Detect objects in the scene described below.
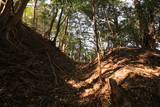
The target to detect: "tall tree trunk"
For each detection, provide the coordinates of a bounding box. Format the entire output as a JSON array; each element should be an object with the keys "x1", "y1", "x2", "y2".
[
  {"x1": 92, "y1": 1, "x2": 100, "y2": 52},
  {"x1": 45, "y1": 7, "x2": 58, "y2": 39},
  {"x1": 134, "y1": 0, "x2": 146, "y2": 47},
  {"x1": 52, "y1": 7, "x2": 64, "y2": 46},
  {"x1": 78, "y1": 38, "x2": 82, "y2": 62},
  {"x1": 59, "y1": 16, "x2": 69, "y2": 52},
  {"x1": 113, "y1": 7, "x2": 119, "y2": 47},
  {"x1": 105, "y1": 8, "x2": 115, "y2": 48},
  {"x1": 33, "y1": 0, "x2": 38, "y2": 27},
  {"x1": 91, "y1": 0, "x2": 102, "y2": 81},
  {"x1": 105, "y1": 9, "x2": 114, "y2": 35},
  {"x1": 158, "y1": 19, "x2": 160, "y2": 36},
  {"x1": 105, "y1": 6, "x2": 120, "y2": 47},
  {"x1": 134, "y1": 0, "x2": 156, "y2": 49},
  {"x1": 147, "y1": 0, "x2": 156, "y2": 49},
  {"x1": 127, "y1": 12, "x2": 140, "y2": 47}
]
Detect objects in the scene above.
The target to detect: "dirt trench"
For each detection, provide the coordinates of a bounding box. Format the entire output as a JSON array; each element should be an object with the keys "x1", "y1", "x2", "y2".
[{"x1": 0, "y1": 23, "x2": 160, "y2": 107}]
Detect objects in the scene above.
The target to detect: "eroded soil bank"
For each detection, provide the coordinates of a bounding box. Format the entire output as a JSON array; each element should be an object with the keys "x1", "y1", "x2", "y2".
[{"x1": 0, "y1": 23, "x2": 160, "y2": 107}]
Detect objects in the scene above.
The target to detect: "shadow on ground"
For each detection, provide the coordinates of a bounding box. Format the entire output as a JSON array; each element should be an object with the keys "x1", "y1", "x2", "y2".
[{"x1": 0, "y1": 23, "x2": 160, "y2": 107}]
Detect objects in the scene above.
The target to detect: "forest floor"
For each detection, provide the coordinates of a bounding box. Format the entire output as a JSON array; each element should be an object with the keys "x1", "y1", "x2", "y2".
[
  {"x1": 71, "y1": 47, "x2": 160, "y2": 107},
  {"x1": 0, "y1": 23, "x2": 160, "y2": 107}
]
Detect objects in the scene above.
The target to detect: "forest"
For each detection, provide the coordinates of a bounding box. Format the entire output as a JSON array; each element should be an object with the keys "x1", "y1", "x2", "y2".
[{"x1": 0, "y1": 0, "x2": 160, "y2": 106}]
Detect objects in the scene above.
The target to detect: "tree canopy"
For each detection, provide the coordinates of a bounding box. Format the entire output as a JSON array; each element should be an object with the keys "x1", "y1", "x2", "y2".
[{"x1": 1, "y1": 0, "x2": 160, "y2": 62}]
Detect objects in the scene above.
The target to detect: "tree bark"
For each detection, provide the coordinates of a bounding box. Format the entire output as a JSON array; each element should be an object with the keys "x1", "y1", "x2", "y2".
[
  {"x1": 91, "y1": 0, "x2": 102, "y2": 81},
  {"x1": 105, "y1": 9, "x2": 114, "y2": 35},
  {"x1": 0, "y1": 0, "x2": 11, "y2": 29},
  {"x1": 134, "y1": 0, "x2": 156, "y2": 49},
  {"x1": 52, "y1": 7, "x2": 64, "y2": 46},
  {"x1": 33, "y1": 0, "x2": 38, "y2": 27},
  {"x1": 92, "y1": 0, "x2": 100, "y2": 52},
  {"x1": 45, "y1": 7, "x2": 58, "y2": 39},
  {"x1": 59, "y1": 16, "x2": 69, "y2": 52},
  {"x1": 0, "y1": 0, "x2": 29, "y2": 32}
]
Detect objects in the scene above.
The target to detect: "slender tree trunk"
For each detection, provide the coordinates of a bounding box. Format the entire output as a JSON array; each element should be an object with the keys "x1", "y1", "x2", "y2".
[
  {"x1": 113, "y1": 7, "x2": 119, "y2": 47},
  {"x1": 45, "y1": 7, "x2": 58, "y2": 39},
  {"x1": 59, "y1": 16, "x2": 69, "y2": 52},
  {"x1": 92, "y1": 1, "x2": 100, "y2": 52},
  {"x1": 105, "y1": 6, "x2": 119, "y2": 47},
  {"x1": 91, "y1": 0, "x2": 102, "y2": 81},
  {"x1": 33, "y1": 0, "x2": 38, "y2": 27},
  {"x1": 105, "y1": 9, "x2": 114, "y2": 35},
  {"x1": 158, "y1": 19, "x2": 160, "y2": 36},
  {"x1": 52, "y1": 7, "x2": 64, "y2": 46},
  {"x1": 43, "y1": 4, "x2": 46, "y2": 35},
  {"x1": 131, "y1": 30, "x2": 140, "y2": 47},
  {"x1": 78, "y1": 38, "x2": 82, "y2": 62},
  {"x1": 105, "y1": 8, "x2": 114, "y2": 48},
  {"x1": 126, "y1": 11, "x2": 140, "y2": 47}
]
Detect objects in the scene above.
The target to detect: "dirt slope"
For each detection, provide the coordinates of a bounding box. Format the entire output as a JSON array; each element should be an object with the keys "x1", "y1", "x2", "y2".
[
  {"x1": 0, "y1": 23, "x2": 160, "y2": 107},
  {"x1": 67, "y1": 47, "x2": 160, "y2": 107},
  {"x1": 0, "y1": 23, "x2": 78, "y2": 106}
]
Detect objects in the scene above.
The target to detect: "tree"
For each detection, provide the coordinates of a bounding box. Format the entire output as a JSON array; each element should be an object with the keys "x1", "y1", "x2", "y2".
[
  {"x1": 33, "y1": 0, "x2": 38, "y2": 27},
  {"x1": 0, "y1": 0, "x2": 29, "y2": 32},
  {"x1": 52, "y1": 6, "x2": 64, "y2": 46},
  {"x1": 59, "y1": 16, "x2": 69, "y2": 52},
  {"x1": 134, "y1": 0, "x2": 158, "y2": 49},
  {"x1": 91, "y1": 0, "x2": 101, "y2": 53},
  {"x1": 45, "y1": 5, "x2": 58, "y2": 39}
]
